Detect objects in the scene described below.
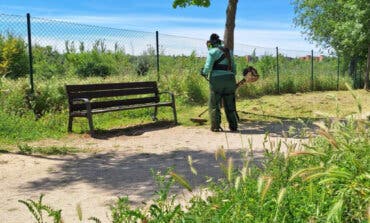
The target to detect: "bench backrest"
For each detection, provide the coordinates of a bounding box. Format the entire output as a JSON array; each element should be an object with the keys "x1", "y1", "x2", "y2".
[{"x1": 66, "y1": 81, "x2": 159, "y2": 111}]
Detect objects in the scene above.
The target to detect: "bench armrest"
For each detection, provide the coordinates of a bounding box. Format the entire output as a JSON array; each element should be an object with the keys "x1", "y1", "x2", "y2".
[
  {"x1": 72, "y1": 98, "x2": 91, "y2": 104},
  {"x1": 71, "y1": 98, "x2": 93, "y2": 113},
  {"x1": 158, "y1": 91, "x2": 175, "y2": 103}
]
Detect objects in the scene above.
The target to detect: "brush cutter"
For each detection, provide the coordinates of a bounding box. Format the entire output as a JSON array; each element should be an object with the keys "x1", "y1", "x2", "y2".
[{"x1": 190, "y1": 66, "x2": 259, "y2": 124}]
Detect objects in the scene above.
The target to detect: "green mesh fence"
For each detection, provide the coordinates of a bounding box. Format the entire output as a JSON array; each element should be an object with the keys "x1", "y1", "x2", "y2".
[{"x1": 0, "y1": 13, "x2": 346, "y2": 93}]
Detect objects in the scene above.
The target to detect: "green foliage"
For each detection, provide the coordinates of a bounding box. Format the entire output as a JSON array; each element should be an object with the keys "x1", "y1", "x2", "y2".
[
  {"x1": 16, "y1": 93, "x2": 370, "y2": 222},
  {"x1": 89, "y1": 169, "x2": 184, "y2": 223},
  {"x1": 131, "y1": 55, "x2": 151, "y2": 76},
  {"x1": 18, "y1": 194, "x2": 63, "y2": 223},
  {"x1": 130, "y1": 46, "x2": 156, "y2": 76},
  {"x1": 180, "y1": 70, "x2": 208, "y2": 104},
  {"x1": 179, "y1": 116, "x2": 368, "y2": 222},
  {"x1": 108, "y1": 197, "x2": 144, "y2": 223},
  {"x1": 292, "y1": 0, "x2": 369, "y2": 60},
  {"x1": 66, "y1": 51, "x2": 117, "y2": 77},
  {"x1": 172, "y1": 0, "x2": 210, "y2": 8},
  {"x1": 0, "y1": 34, "x2": 28, "y2": 79},
  {"x1": 0, "y1": 109, "x2": 65, "y2": 143},
  {"x1": 256, "y1": 55, "x2": 276, "y2": 77},
  {"x1": 33, "y1": 45, "x2": 66, "y2": 79},
  {"x1": 17, "y1": 144, "x2": 79, "y2": 155},
  {"x1": 0, "y1": 77, "x2": 67, "y2": 117}
]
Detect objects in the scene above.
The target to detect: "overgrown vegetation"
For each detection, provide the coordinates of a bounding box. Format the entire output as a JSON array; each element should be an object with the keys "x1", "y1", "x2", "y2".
[
  {"x1": 19, "y1": 110, "x2": 370, "y2": 222},
  {"x1": 0, "y1": 34, "x2": 364, "y2": 146},
  {"x1": 17, "y1": 144, "x2": 80, "y2": 155}
]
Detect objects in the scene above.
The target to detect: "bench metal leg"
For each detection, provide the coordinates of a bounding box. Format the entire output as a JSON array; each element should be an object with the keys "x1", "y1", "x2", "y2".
[
  {"x1": 68, "y1": 116, "x2": 73, "y2": 132},
  {"x1": 86, "y1": 113, "x2": 94, "y2": 135},
  {"x1": 172, "y1": 103, "x2": 177, "y2": 124},
  {"x1": 152, "y1": 106, "x2": 158, "y2": 121}
]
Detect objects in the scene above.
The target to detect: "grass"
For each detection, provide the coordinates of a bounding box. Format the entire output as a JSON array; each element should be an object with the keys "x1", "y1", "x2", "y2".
[
  {"x1": 237, "y1": 89, "x2": 370, "y2": 121},
  {"x1": 0, "y1": 89, "x2": 368, "y2": 149},
  {"x1": 17, "y1": 144, "x2": 82, "y2": 155}
]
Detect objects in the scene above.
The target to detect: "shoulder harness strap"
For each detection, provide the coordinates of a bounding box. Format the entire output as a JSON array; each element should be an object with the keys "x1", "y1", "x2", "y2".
[{"x1": 213, "y1": 47, "x2": 232, "y2": 71}]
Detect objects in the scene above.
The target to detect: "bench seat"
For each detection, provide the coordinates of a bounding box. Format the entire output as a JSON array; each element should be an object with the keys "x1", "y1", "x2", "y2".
[{"x1": 66, "y1": 81, "x2": 177, "y2": 134}]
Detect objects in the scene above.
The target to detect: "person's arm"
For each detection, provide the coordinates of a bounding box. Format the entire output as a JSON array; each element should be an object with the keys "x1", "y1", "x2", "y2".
[{"x1": 202, "y1": 50, "x2": 217, "y2": 76}]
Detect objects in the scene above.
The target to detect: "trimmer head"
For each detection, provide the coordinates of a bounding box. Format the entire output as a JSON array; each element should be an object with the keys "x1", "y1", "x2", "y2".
[{"x1": 190, "y1": 117, "x2": 208, "y2": 125}]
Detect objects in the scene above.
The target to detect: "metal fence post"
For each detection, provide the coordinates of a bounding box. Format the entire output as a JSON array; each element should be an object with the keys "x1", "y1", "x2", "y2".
[
  {"x1": 276, "y1": 47, "x2": 280, "y2": 94},
  {"x1": 311, "y1": 50, "x2": 314, "y2": 91},
  {"x1": 26, "y1": 13, "x2": 34, "y2": 93},
  {"x1": 156, "y1": 31, "x2": 159, "y2": 82},
  {"x1": 354, "y1": 61, "x2": 357, "y2": 89},
  {"x1": 352, "y1": 58, "x2": 357, "y2": 89},
  {"x1": 337, "y1": 55, "x2": 340, "y2": 90}
]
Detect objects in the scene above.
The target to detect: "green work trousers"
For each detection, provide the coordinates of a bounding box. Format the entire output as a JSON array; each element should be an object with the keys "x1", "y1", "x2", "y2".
[{"x1": 209, "y1": 75, "x2": 238, "y2": 131}]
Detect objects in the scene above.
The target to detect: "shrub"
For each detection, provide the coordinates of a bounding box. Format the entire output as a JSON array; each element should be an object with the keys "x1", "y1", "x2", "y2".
[
  {"x1": 0, "y1": 34, "x2": 28, "y2": 79},
  {"x1": 0, "y1": 77, "x2": 66, "y2": 117},
  {"x1": 134, "y1": 55, "x2": 151, "y2": 75},
  {"x1": 33, "y1": 45, "x2": 66, "y2": 79},
  {"x1": 180, "y1": 71, "x2": 208, "y2": 104},
  {"x1": 66, "y1": 51, "x2": 116, "y2": 77}
]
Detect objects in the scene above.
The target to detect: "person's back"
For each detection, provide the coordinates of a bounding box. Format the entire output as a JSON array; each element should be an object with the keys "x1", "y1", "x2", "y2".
[
  {"x1": 201, "y1": 33, "x2": 238, "y2": 132},
  {"x1": 204, "y1": 46, "x2": 236, "y2": 78}
]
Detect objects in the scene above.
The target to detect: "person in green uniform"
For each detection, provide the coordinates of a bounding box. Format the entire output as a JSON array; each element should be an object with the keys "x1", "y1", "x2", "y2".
[{"x1": 201, "y1": 33, "x2": 238, "y2": 132}]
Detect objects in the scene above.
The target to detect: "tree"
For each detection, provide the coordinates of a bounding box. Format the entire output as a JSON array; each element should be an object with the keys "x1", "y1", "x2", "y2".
[
  {"x1": 172, "y1": 0, "x2": 238, "y2": 51},
  {"x1": 292, "y1": 0, "x2": 370, "y2": 89}
]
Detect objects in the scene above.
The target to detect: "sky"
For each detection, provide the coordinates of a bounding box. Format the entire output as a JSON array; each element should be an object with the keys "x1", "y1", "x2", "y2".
[{"x1": 0, "y1": 0, "x2": 324, "y2": 55}]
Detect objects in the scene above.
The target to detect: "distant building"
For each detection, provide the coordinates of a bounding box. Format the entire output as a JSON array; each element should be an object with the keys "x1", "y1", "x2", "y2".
[
  {"x1": 245, "y1": 55, "x2": 259, "y2": 63},
  {"x1": 299, "y1": 55, "x2": 325, "y2": 62}
]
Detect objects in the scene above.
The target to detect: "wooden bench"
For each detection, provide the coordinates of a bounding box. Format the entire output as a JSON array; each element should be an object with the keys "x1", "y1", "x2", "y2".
[{"x1": 66, "y1": 81, "x2": 177, "y2": 134}]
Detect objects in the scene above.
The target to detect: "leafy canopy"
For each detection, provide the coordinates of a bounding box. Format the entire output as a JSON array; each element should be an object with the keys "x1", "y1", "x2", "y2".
[
  {"x1": 292, "y1": 0, "x2": 370, "y2": 58},
  {"x1": 172, "y1": 0, "x2": 210, "y2": 8}
]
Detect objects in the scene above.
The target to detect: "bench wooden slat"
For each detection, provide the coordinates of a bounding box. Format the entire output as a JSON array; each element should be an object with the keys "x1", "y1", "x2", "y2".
[
  {"x1": 71, "y1": 102, "x2": 173, "y2": 116},
  {"x1": 66, "y1": 81, "x2": 157, "y2": 92},
  {"x1": 68, "y1": 87, "x2": 158, "y2": 99},
  {"x1": 66, "y1": 81, "x2": 177, "y2": 135},
  {"x1": 71, "y1": 96, "x2": 159, "y2": 111}
]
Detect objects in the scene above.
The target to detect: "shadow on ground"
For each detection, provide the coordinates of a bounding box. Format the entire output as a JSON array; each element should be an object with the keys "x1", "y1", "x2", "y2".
[
  {"x1": 93, "y1": 117, "x2": 317, "y2": 140},
  {"x1": 22, "y1": 149, "x2": 264, "y2": 204},
  {"x1": 92, "y1": 120, "x2": 176, "y2": 139},
  {"x1": 238, "y1": 120, "x2": 318, "y2": 137}
]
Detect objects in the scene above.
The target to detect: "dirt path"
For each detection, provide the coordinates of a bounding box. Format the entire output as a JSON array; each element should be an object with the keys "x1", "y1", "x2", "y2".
[{"x1": 0, "y1": 121, "x2": 311, "y2": 223}]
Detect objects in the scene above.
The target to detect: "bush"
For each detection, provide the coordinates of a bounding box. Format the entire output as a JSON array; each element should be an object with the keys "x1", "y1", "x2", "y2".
[
  {"x1": 133, "y1": 55, "x2": 151, "y2": 75},
  {"x1": 66, "y1": 51, "x2": 116, "y2": 77},
  {"x1": 0, "y1": 34, "x2": 28, "y2": 79},
  {"x1": 0, "y1": 78, "x2": 66, "y2": 118},
  {"x1": 33, "y1": 45, "x2": 66, "y2": 79},
  {"x1": 180, "y1": 71, "x2": 208, "y2": 104}
]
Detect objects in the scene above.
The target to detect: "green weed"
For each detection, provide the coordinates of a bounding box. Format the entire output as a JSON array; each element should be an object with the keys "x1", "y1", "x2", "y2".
[
  {"x1": 17, "y1": 144, "x2": 80, "y2": 155},
  {"x1": 18, "y1": 194, "x2": 63, "y2": 223}
]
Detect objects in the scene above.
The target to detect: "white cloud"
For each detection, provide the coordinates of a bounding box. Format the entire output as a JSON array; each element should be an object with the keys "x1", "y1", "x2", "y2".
[
  {"x1": 52, "y1": 15, "x2": 293, "y2": 30},
  {"x1": 51, "y1": 15, "x2": 225, "y2": 28},
  {"x1": 0, "y1": 12, "x2": 328, "y2": 57},
  {"x1": 48, "y1": 14, "x2": 324, "y2": 55}
]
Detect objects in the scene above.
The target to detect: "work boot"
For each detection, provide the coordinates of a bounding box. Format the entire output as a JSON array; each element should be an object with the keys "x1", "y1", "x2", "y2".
[
  {"x1": 229, "y1": 126, "x2": 238, "y2": 132},
  {"x1": 211, "y1": 127, "x2": 223, "y2": 132}
]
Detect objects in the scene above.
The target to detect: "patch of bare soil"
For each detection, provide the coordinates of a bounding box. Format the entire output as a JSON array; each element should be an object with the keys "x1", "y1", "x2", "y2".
[{"x1": 0, "y1": 121, "x2": 313, "y2": 222}]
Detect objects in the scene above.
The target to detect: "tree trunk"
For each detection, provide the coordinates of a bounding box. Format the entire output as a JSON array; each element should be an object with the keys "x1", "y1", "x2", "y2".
[
  {"x1": 364, "y1": 43, "x2": 370, "y2": 90},
  {"x1": 223, "y1": 0, "x2": 238, "y2": 50}
]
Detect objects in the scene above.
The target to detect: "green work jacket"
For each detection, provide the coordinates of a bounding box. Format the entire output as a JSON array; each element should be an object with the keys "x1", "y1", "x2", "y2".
[{"x1": 202, "y1": 46, "x2": 236, "y2": 78}]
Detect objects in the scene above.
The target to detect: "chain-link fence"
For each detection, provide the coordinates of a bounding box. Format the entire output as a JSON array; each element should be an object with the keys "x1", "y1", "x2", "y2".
[{"x1": 0, "y1": 13, "x2": 351, "y2": 95}]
